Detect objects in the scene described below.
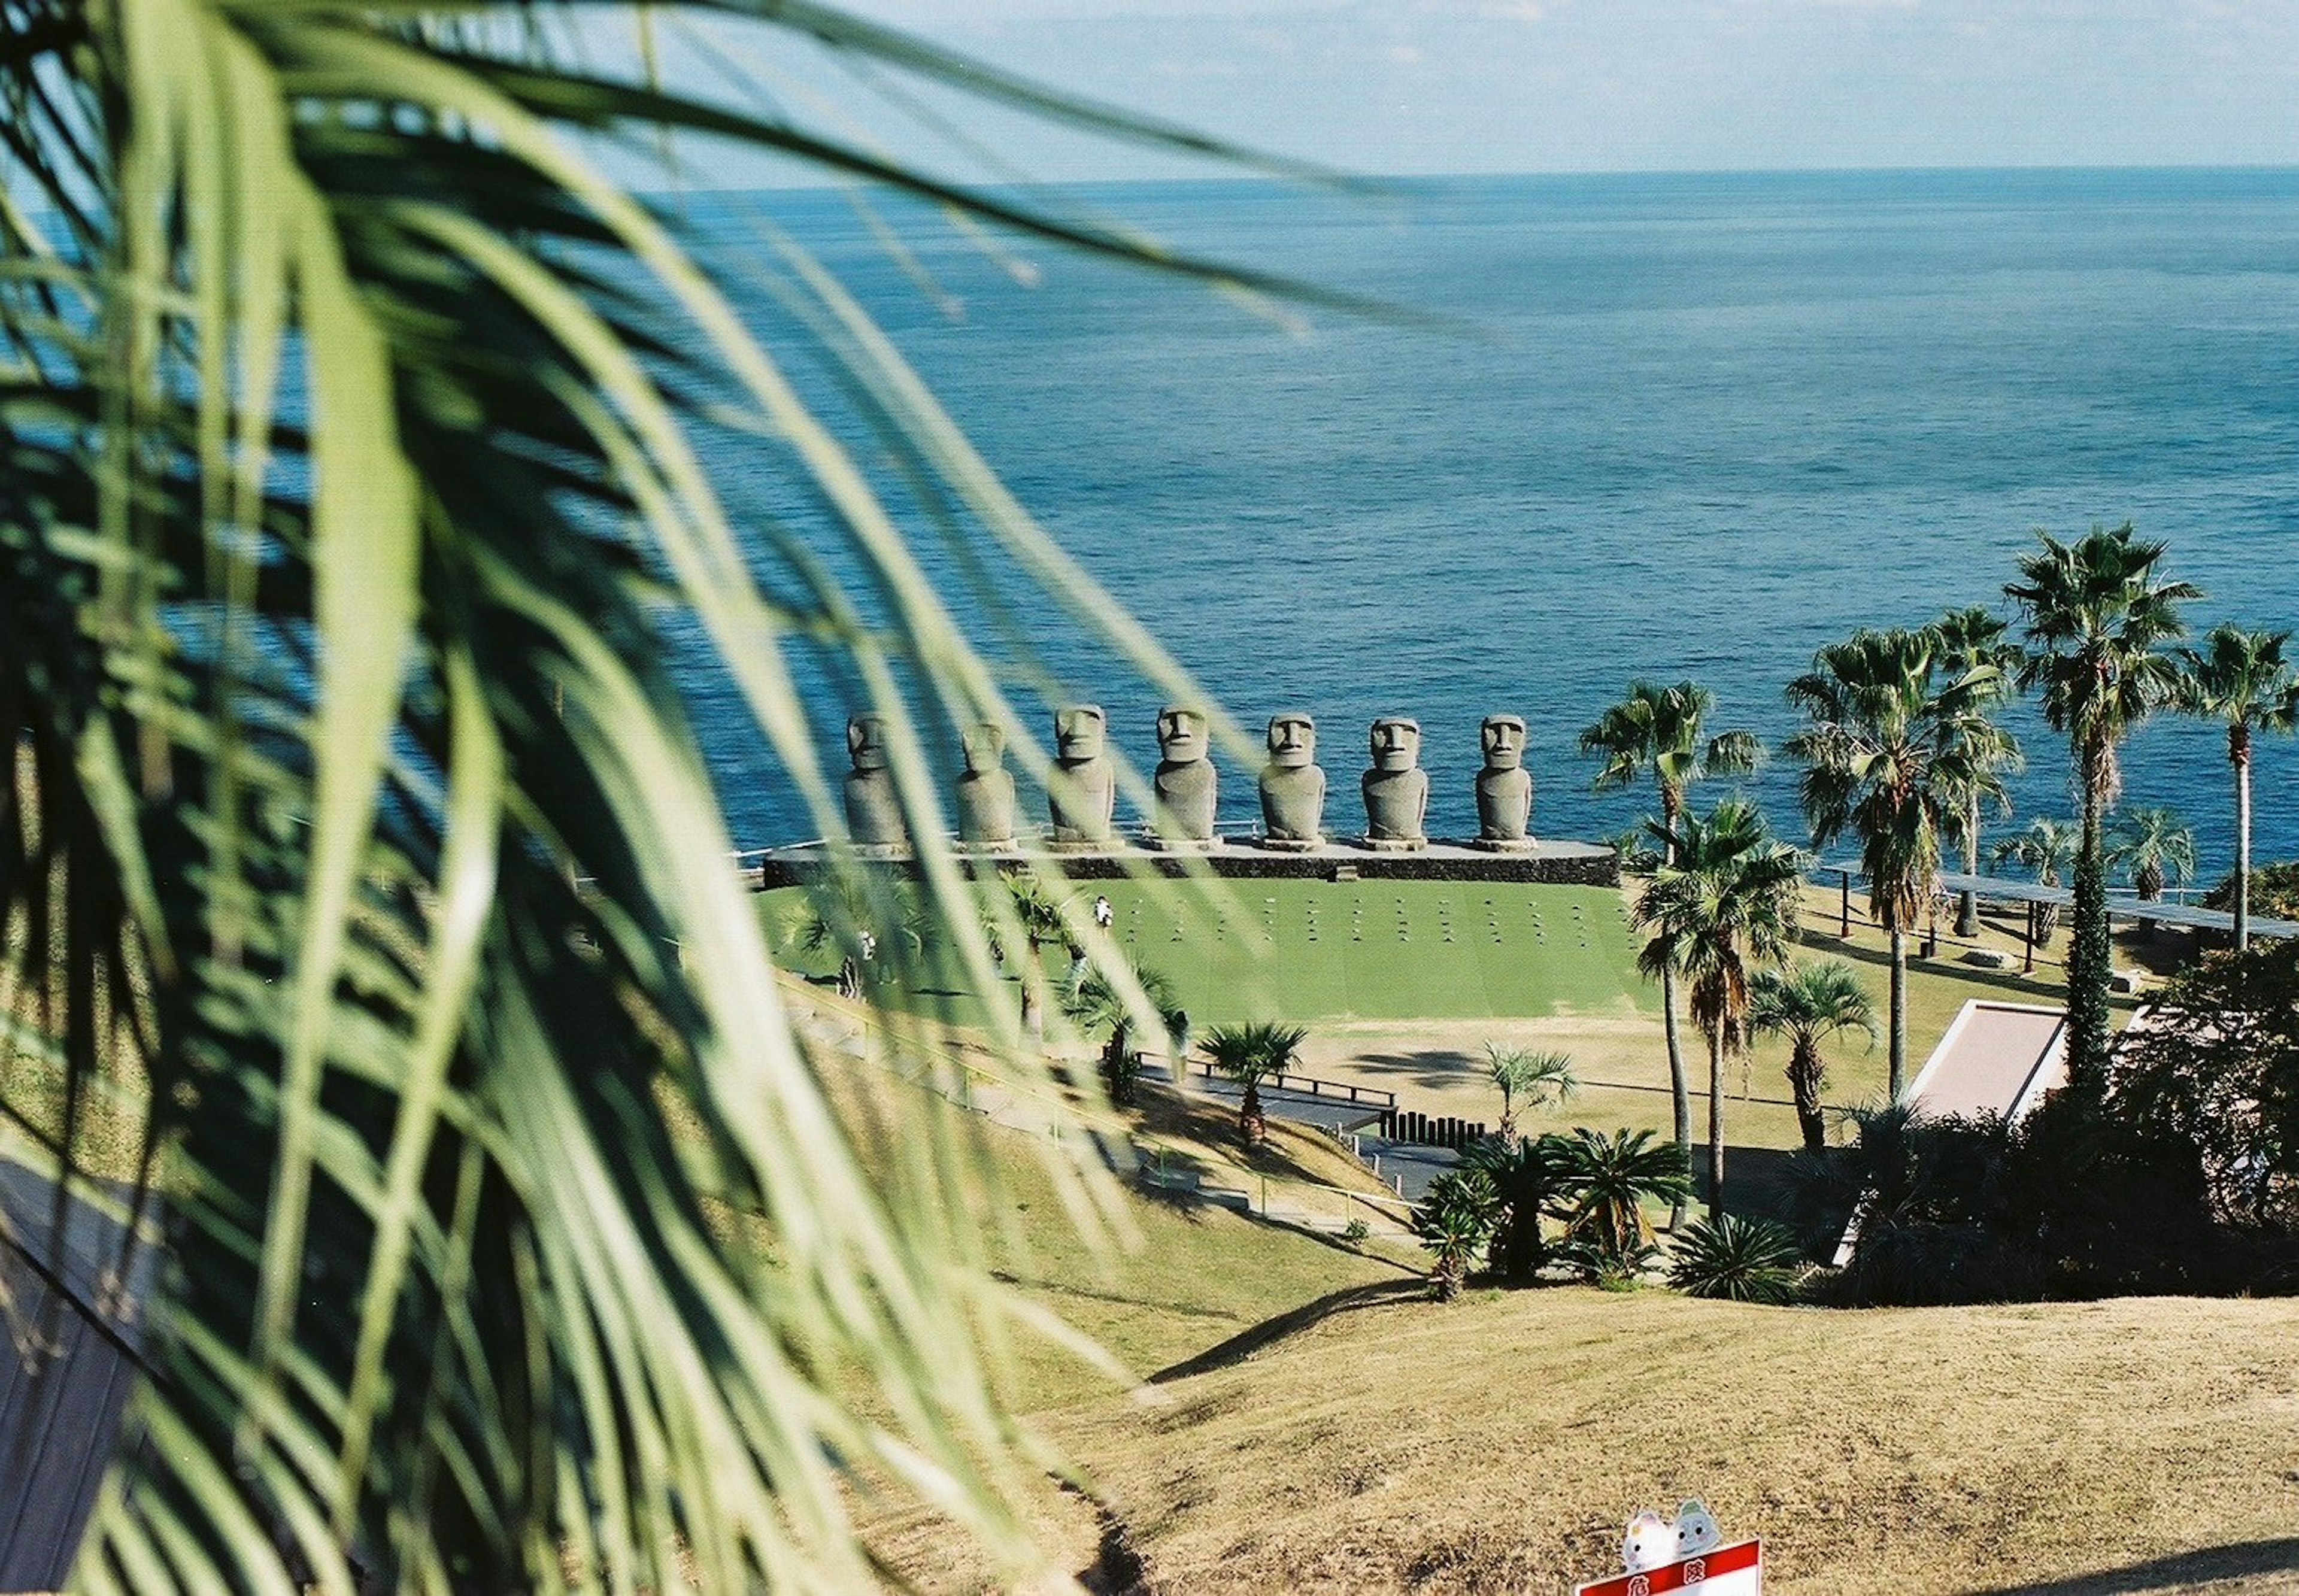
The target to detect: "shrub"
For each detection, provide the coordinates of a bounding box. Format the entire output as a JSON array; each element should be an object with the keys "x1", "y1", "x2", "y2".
[
  {"x1": 1666, "y1": 1215, "x2": 1804, "y2": 1304},
  {"x1": 1410, "y1": 1169, "x2": 1499, "y2": 1301}
]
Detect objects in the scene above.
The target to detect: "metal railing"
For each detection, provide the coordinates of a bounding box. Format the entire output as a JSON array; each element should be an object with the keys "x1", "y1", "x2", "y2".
[{"x1": 1192, "y1": 1063, "x2": 1396, "y2": 1109}]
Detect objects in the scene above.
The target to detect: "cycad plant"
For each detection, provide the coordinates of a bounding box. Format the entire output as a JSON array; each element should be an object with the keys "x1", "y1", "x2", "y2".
[
  {"x1": 1203, "y1": 1021, "x2": 1310, "y2": 1147},
  {"x1": 1749, "y1": 960, "x2": 1876, "y2": 1152},
  {"x1": 1484, "y1": 1043, "x2": 1578, "y2": 1146},
  {"x1": 1553, "y1": 1127, "x2": 1693, "y2": 1278},
  {"x1": 1633, "y1": 799, "x2": 1804, "y2": 1216},
  {"x1": 2177, "y1": 624, "x2": 2299, "y2": 949},
  {"x1": 1579, "y1": 681, "x2": 1761, "y2": 1226},
  {"x1": 1461, "y1": 1131, "x2": 1574, "y2": 1281},
  {"x1": 0, "y1": 4, "x2": 1329, "y2": 1588},
  {"x1": 2007, "y1": 526, "x2": 2201, "y2": 1085},
  {"x1": 1411, "y1": 1167, "x2": 1501, "y2": 1301},
  {"x1": 1666, "y1": 1213, "x2": 1804, "y2": 1305}
]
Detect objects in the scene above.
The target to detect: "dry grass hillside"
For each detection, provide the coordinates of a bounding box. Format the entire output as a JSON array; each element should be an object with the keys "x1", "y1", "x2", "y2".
[{"x1": 1050, "y1": 1286, "x2": 2299, "y2": 1594}]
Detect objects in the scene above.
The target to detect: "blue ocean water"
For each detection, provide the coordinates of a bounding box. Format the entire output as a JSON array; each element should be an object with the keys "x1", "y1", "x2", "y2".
[{"x1": 691, "y1": 168, "x2": 2299, "y2": 881}]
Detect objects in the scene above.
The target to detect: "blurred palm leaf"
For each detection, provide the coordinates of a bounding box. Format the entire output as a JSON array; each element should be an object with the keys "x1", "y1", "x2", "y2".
[{"x1": 0, "y1": 2, "x2": 1323, "y2": 1589}]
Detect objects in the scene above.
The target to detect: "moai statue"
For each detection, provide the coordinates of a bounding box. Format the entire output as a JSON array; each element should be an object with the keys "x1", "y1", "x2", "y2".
[
  {"x1": 1149, "y1": 705, "x2": 1220, "y2": 849},
  {"x1": 1473, "y1": 714, "x2": 1535, "y2": 851},
  {"x1": 842, "y1": 714, "x2": 908, "y2": 857},
  {"x1": 1258, "y1": 712, "x2": 1326, "y2": 850},
  {"x1": 1047, "y1": 703, "x2": 1116, "y2": 850},
  {"x1": 1361, "y1": 717, "x2": 1428, "y2": 850},
  {"x1": 954, "y1": 722, "x2": 1018, "y2": 852}
]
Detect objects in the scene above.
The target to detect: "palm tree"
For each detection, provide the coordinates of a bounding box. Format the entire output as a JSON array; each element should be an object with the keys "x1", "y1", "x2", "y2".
[
  {"x1": 1060, "y1": 965, "x2": 1187, "y2": 1107},
  {"x1": 1553, "y1": 1127, "x2": 1695, "y2": 1269},
  {"x1": 2, "y1": 5, "x2": 1314, "y2": 1585},
  {"x1": 1929, "y1": 606, "x2": 2027, "y2": 936},
  {"x1": 1411, "y1": 1168, "x2": 1500, "y2": 1301},
  {"x1": 1461, "y1": 1133, "x2": 1575, "y2": 1282},
  {"x1": 1992, "y1": 815, "x2": 2080, "y2": 955},
  {"x1": 1784, "y1": 627, "x2": 2007, "y2": 1097},
  {"x1": 1579, "y1": 681, "x2": 1763, "y2": 1225},
  {"x1": 1631, "y1": 799, "x2": 1805, "y2": 1217},
  {"x1": 1002, "y1": 875, "x2": 1079, "y2": 1040},
  {"x1": 1203, "y1": 1021, "x2": 1311, "y2": 1147},
  {"x1": 2007, "y1": 526, "x2": 2201, "y2": 1084},
  {"x1": 2177, "y1": 624, "x2": 2299, "y2": 950},
  {"x1": 1749, "y1": 960, "x2": 1877, "y2": 1151},
  {"x1": 1484, "y1": 1044, "x2": 1578, "y2": 1146},
  {"x1": 2109, "y1": 806, "x2": 2197, "y2": 903}
]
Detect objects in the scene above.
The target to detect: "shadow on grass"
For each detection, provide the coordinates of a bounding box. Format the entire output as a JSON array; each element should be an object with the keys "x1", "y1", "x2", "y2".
[
  {"x1": 991, "y1": 1269, "x2": 1242, "y2": 1324},
  {"x1": 1971, "y1": 1537, "x2": 2299, "y2": 1593},
  {"x1": 1148, "y1": 1278, "x2": 1429, "y2": 1384}
]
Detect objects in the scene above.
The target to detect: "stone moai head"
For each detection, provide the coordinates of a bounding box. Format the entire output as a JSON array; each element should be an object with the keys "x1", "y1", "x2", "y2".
[
  {"x1": 961, "y1": 722, "x2": 1005, "y2": 774},
  {"x1": 1369, "y1": 718, "x2": 1421, "y2": 772},
  {"x1": 847, "y1": 715, "x2": 889, "y2": 773},
  {"x1": 1481, "y1": 714, "x2": 1526, "y2": 771},
  {"x1": 1267, "y1": 712, "x2": 1317, "y2": 769},
  {"x1": 1055, "y1": 704, "x2": 1107, "y2": 761},
  {"x1": 1157, "y1": 706, "x2": 1209, "y2": 764}
]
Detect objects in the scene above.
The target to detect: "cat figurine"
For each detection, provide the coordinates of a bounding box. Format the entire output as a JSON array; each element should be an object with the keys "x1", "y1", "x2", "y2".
[
  {"x1": 1675, "y1": 1498, "x2": 1722, "y2": 1558},
  {"x1": 1622, "y1": 1509, "x2": 1677, "y2": 1573}
]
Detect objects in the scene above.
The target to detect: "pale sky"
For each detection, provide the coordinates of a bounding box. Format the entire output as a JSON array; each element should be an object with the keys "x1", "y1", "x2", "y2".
[{"x1": 763, "y1": 0, "x2": 2299, "y2": 180}]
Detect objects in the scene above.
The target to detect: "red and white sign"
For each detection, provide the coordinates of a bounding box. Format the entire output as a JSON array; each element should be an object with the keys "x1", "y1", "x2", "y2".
[{"x1": 1573, "y1": 1539, "x2": 1761, "y2": 1596}]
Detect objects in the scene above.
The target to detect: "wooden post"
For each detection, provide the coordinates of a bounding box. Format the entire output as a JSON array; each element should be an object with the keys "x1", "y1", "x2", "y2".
[
  {"x1": 1840, "y1": 869, "x2": 1852, "y2": 938},
  {"x1": 2024, "y1": 899, "x2": 2036, "y2": 973}
]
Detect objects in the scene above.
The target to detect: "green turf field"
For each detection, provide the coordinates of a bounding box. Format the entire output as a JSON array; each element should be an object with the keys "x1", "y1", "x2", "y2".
[{"x1": 760, "y1": 879, "x2": 1652, "y2": 1025}]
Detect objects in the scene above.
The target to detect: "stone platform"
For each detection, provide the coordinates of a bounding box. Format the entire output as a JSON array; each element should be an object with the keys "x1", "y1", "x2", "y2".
[{"x1": 754, "y1": 835, "x2": 1618, "y2": 890}]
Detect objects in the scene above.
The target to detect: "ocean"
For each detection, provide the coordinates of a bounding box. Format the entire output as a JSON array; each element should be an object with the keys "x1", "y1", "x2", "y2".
[{"x1": 683, "y1": 168, "x2": 2299, "y2": 884}]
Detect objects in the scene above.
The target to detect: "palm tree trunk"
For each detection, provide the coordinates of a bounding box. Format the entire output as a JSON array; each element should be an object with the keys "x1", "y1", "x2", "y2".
[
  {"x1": 1020, "y1": 933, "x2": 1045, "y2": 1040},
  {"x1": 1660, "y1": 784, "x2": 1691, "y2": 1230},
  {"x1": 1957, "y1": 794, "x2": 1981, "y2": 937},
  {"x1": 1707, "y1": 1021, "x2": 1727, "y2": 1221},
  {"x1": 2069, "y1": 753, "x2": 2113, "y2": 1087},
  {"x1": 1790, "y1": 1043, "x2": 1827, "y2": 1152},
  {"x1": 1242, "y1": 1080, "x2": 1266, "y2": 1146},
  {"x1": 1887, "y1": 926, "x2": 1908, "y2": 1101},
  {"x1": 2235, "y1": 728, "x2": 2253, "y2": 953}
]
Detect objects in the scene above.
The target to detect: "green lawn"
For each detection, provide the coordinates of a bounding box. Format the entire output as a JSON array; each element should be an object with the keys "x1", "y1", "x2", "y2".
[{"x1": 760, "y1": 879, "x2": 1650, "y2": 1026}]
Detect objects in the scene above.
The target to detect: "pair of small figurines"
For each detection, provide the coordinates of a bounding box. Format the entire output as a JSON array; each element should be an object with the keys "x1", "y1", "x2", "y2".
[{"x1": 839, "y1": 708, "x2": 1536, "y2": 854}]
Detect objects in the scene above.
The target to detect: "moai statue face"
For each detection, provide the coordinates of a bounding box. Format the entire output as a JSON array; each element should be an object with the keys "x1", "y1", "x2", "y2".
[
  {"x1": 1267, "y1": 712, "x2": 1317, "y2": 769},
  {"x1": 1157, "y1": 706, "x2": 1209, "y2": 764},
  {"x1": 961, "y1": 722, "x2": 1005, "y2": 775},
  {"x1": 847, "y1": 715, "x2": 889, "y2": 773},
  {"x1": 1055, "y1": 704, "x2": 1107, "y2": 761},
  {"x1": 1481, "y1": 715, "x2": 1526, "y2": 771},
  {"x1": 1369, "y1": 718, "x2": 1421, "y2": 773}
]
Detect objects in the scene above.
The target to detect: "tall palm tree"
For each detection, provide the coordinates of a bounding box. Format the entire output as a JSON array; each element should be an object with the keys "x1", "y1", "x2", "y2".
[
  {"x1": 1579, "y1": 681, "x2": 1762, "y2": 1226},
  {"x1": 1060, "y1": 964, "x2": 1187, "y2": 1107},
  {"x1": 1993, "y1": 815, "x2": 2079, "y2": 961},
  {"x1": 1749, "y1": 961, "x2": 1876, "y2": 1151},
  {"x1": 1784, "y1": 627, "x2": 2006, "y2": 1097},
  {"x1": 2109, "y1": 806, "x2": 2197, "y2": 903},
  {"x1": 0, "y1": 5, "x2": 1330, "y2": 1586},
  {"x1": 1929, "y1": 606, "x2": 2028, "y2": 936},
  {"x1": 2177, "y1": 624, "x2": 2299, "y2": 950},
  {"x1": 1631, "y1": 798, "x2": 1805, "y2": 1218},
  {"x1": 2007, "y1": 526, "x2": 2201, "y2": 1085},
  {"x1": 1483, "y1": 1044, "x2": 1578, "y2": 1146},
  {"x1": 1203, "y1": 1021, "x2": 1310, "y2": 1147}
]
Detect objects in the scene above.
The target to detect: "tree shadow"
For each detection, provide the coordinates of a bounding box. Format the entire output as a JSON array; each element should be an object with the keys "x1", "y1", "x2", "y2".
[
  {"x1": 1351, "y1": 1049, "x2": 1479, "y2": 1092},
  {"x1": 1147, "y1": 1278, "x2": 1428, "y2": 1383},
  {"x1": 1970, "y1": 1537, "x2": 2299, "y2": 1593}
]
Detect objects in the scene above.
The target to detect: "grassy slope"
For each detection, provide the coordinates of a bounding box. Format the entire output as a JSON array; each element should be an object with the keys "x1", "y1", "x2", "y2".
[{"x1": 1054, "y1": 1286, "x2": 2299, "y2": 1595}]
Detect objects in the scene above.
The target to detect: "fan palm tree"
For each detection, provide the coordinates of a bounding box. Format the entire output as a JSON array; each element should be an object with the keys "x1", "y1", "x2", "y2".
[
  {"x1": 1783, "y1": 627, "x2": 2007, "y2": 1097},
  {"x1": 1060, "y1": 964, "x2": 1187, "y2": 1108},
  {"x1": 2177, "y1": 624, "x2": 2299, "y2": 949},
  {"x1": 1993, "y1": 814, "x2": 2077, "y2": 936},
  {"x1": 1203, "y1": 1021, "x2": 1310, "y2": 1147},
  {"x1": 0, "y1": 4, "x2": 1343, "y2": 1587},
  {"x1": 1631, "y1": 798, "x2": 1805, "y2": 1217},
  {"x1": 1579, "y1": 681, "x2": 1762, "y2": 1225},
  {"x1": 1001, "y1": 874, "x2": 1079, "y2": 1041},
  {"x1": 2007, "y1": 526, "x2": 2200, "y2": 1084},
  {"x1": 1552, "y1": 1127, "x2": 1694, "y2": 1267},
  {"x1": 1929, "y1": 606, "x2": 2027, "y2": 936},
  {"x1": 1484, "y1": 1044, "x2": 1578, "y2": 1146},
  {"x1": 1749, "y1": 960, "x2": 1876, "y2": 1151},
  {"x1": 2109, "y1": 806, "x2": 2196, "y2": 903}
]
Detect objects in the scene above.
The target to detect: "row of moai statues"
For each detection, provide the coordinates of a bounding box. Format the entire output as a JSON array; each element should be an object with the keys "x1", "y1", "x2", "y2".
[{"x1": 843, "y1": 708, "x2": 1536, "y2": 854}]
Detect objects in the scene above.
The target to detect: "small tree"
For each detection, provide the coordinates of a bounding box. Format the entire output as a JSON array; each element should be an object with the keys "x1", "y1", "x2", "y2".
[
  {"x1": 1992, "y1": 816, "x2": 2078, "y2": 946},
  {"x1": 1461, "y1": 1133, "x2": 1575, "y2": 1282},
  {"x1": 1749, "y1": 960, "x2": 1876, "y2": 1151},
  {"x1": 2109, "y1": 806, "x2": 2196, "y2": 903},
  {"x1": 1554, "y1": 1127, "x2": 1694, "y2": 1269},
  {"x1": 1061, "y1": 966, "x2": 1187, "y2": 1108},
  {"x1": 1484, "y1": 1045, "x2": 1578, "y2": 1147},
  {"x1": 1411, "y1": 1169, "x2": 1500, "y2": 1300},
  {"x1": 999, "y1": 875, "x2": 1078, "y2": 1040},
  {"x1": 1203, "y1": 1021, "x2": 1309, "y2": 1147},
  {"x1": 1667, "y1": 1215, "x2": 1803, "y2": 1304}
]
